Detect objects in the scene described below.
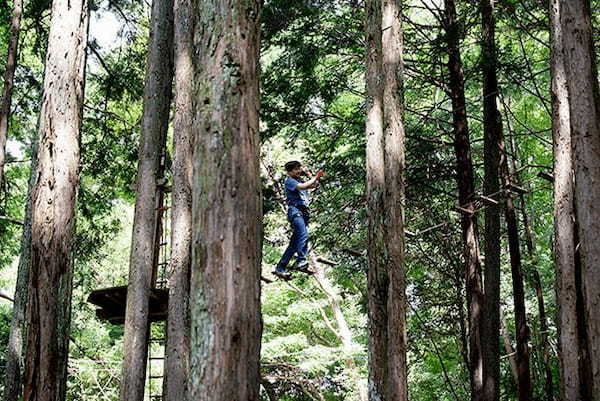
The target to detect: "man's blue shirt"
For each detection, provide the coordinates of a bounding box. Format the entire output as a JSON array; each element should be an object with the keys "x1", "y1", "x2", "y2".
[{"x1": 285, "y1": 177, "x2": 309, "y2": 207}]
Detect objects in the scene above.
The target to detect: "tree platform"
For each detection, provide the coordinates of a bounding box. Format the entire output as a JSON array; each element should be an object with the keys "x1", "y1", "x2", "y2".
[{"x1": 87, "y1": 286, "x2": 169, "y2": 325}]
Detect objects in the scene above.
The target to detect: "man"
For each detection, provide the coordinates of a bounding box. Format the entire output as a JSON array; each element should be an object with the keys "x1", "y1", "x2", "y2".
[{"x1": 274, "y1": 160, "x2": 324, "y2": 280}]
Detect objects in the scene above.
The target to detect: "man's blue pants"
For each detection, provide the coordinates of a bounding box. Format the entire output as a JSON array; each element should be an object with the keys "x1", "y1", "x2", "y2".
[{"x1": 277, "y1": 206, "x2": 309, "y2": 271}]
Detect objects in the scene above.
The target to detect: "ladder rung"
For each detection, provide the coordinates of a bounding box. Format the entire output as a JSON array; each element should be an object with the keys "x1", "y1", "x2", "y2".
[
  {"x1": 149, "y1": 338, "x2": 165, "y2": 343},
  {"x1": 149, "y1": 375, "x2": 163, "y2": 379},
  {"x1": 149, "y1": 357, "x2": 164, "y2": 360}
]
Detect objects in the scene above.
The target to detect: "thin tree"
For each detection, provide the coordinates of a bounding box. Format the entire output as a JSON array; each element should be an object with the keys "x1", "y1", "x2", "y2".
[
  {"x1": 365, "y1": 0, "x2": 388, "y2": 399},
  {"x1": 558, "y1": 0, "x2": 600, "y2": 398},
  {"x1": 442, "y1": 2, "x2": 485, "y2": 400},
  {"x1": 163, "y1": 0, "x2": 193, "y2": 397},
  {"x1": 381, "y1": 0, "x2": 409, "y2": 400},
  {"x1": 21, "y1": 0, "x2": 89, "y2": 398},
  {"x1": 119, "y1": 0, "x2": 174, "y2": 399},
  {"x1": 0, "y1": 0, "x2": 24, "y2": 188},
  {"x1": 499, "y1": 131, "x2": 532, "y2": 401},
  {"x1": 3, "y1": 137, "x2": 38, "y2": 401},
  {"x1": 480, "y1": 0, "x2": 506, "y2": 400},
  {"x1": 481, "y1": 1, "x2": 533, "y2": 399},
  {"x1": 188, "y1": 0, "x2": 263, "y2": 398}
]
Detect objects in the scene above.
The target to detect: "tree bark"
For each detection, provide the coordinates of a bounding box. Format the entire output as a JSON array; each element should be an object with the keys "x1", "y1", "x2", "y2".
[
  {"x1": 0, "y1": 0, "x2": 23, "y2": 188},
  {"x1": 365, "y1": 0, "x2": 388, "y2": 400},
  {"x1": 443, "y1": 2, "x2": 485, "y2": 400},
  {"x1": 119, "y1": 0, "x2": 173, "y2": 399},
  {"x1": 499, "y1": 144, "x2": 532, "y2": 401},
  {"x1": 163, "y1": 0, "x2": 193, "y2": 398},
  {"x1": 549, "y1": 2, "x2": 581, "y2": 399},
  {"x1": 480, "y1": 1, "x2": 502, "y2": 401},
  {"x1": 188, "y1": 0, "x2": 263, "y2": 399},
  {"x1": 21, "y1": 0, "x2": 89, "y2": 399},
  {"x1": 381, "y1": 1, "x2": 408, "y2": 400},
  {"x1": 558, "y1": 0, "x2": 600, "y2": 398},
  {"x1": 3, "y1": 137, "x2": 38, "y2": 401},
  {"x1": 507, "y1": 131, "x2": 554, "y2": 401}
]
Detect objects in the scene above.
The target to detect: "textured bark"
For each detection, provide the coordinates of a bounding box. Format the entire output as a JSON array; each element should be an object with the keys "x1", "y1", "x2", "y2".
[
  {"x1": 188, "y1": 0, "x2": 263, "y2": 399},
  {"x1": 500, "y1": 146, "x2": 532, "y2": 401},
  {"x1": 3, "y1": 137, "x2": 38, "y2": 401},
  {"x1": 508, "y1": 132, "x2": 554, "y2": 401},
  {"x1": 22, "y1": 0, "x2": 89, "y2": 399},
  {"x1": 549, "y1": 1, "x2": 581, "y2": 399},
  {"x1": 119, "y1": 0, "x2": 173, "y2": 400},
  {"x1": 365, "y1": 0, "x2": 388, "y2": 399},
  {"x1": 480, "y1": 1, "x2": 502, "y2": 400},
  {"x1": 381, "y1": 1, "x2": 408, "y2": 400},
  {"x1": 443, "y1": 2, "x2": 485, "y2": 400},
  {"x1": 163, "y1": 0, "x2": 193, "y2": 398},
  {"x1": 558, "y1": 0, "x2": 600, "y2": 398},
  {"x1": 0, "y1": 0, "x2": 23, "y2": 187}
]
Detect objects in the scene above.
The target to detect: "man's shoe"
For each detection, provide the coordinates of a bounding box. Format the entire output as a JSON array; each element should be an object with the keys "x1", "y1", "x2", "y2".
[
  {"x1": 295, "y1": 260, "x2": 314, "y2": 275},
  {"x1": 273, "y1": 269, "x2": 292, "y2": 281}
]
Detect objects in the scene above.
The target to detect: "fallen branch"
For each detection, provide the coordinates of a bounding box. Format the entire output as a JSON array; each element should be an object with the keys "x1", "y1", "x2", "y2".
[
  {"x1": 0, "y1": 289, "x2": 14, "y2": 302},
  {"x1": 0, "y1": 215, "x2": 23, "y2": 226}
]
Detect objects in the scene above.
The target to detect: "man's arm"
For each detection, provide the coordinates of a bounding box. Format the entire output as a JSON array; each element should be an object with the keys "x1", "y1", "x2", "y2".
[{"x1": 296, "y1": 170, "x2": 323, "y2": 190}]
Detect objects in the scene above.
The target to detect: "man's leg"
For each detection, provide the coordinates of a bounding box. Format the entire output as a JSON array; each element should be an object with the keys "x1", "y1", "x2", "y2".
[
  {"x1": 276, "y1": 231, "x2": 298, "y2": 273},
  {"x1": 292, "y1": 214, "x2": 309, "y2": 267}
]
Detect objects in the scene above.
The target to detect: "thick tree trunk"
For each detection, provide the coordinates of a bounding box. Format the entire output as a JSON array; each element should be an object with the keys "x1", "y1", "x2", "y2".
[
  {"x1": 365, "y1": 0, "x2": 388, "y2": 400},
  {"x1": 163, "y1": 0, "x2": 193, "y2": 398},
  {"x1": 0, "y1": 0, "x2": 23, "y2": 187},
  {"x1": 443, "y1": 2, "x2": 485, "y2": 400},
  {"x1": 480, "y1": 1, "x2": 502, "y2": 400},
  {"x1": 558, "y1": 0, "x2": 600, "y2": 398},
  {"x1": 381, "y1": 1, "x2": 408, "y2": 400},
  {"x1": 119, "y1": 0, "x2": 173, "y2": 399},
  {"x1": 549, "y1": 1, "x2": 581, "y2": 399},
  {"x1": 188, "y1": 0, "x2": 263, "y2": 399},
  {"x1": 21, "y1": 0, "x2": 89, "y2": 399},
  {"x1": 3, "y1": 137, "x2": 38, "y2": 401}
]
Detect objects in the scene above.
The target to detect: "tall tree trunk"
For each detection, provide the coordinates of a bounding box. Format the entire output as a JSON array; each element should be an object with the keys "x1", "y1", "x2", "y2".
[
  {"x1": 3, "y1": 137, "x2": 38, "y2": 401},
  {"x1": 480, "y1": 0, "x2": 502, "y2": 400},
  {"x1": 188, "y1": 0, "x2": 263, "y2": 399},
  {"x1": 507, "y1": 131, "x2": 554, "y2": 401},
  {"x1": 0, "y1": 0, "x2": 23, "y2": 188},
  {"x1": 163, "y1": 0, "x2": 193, "y2": 397},
  {"x1": 381, "y1": 1, "x2": 408, "y2": 400},
  {"x1": 549, "y1": 34, "x2": 594, "y2": 393},
  {"x1": 365, "y1": 0, "x2": 388, "y2": 400},
  {"x1": 21, "y1": 0, "x2": 89, "y2": 398},
  {"x1": 443, "y1": 2, "x2": 485, "y2": 400},
  {"x1": 549, "y1": 1, "x2": 582, "y2": 399},
  {"x1": 558, "y1": 0, "x2": 600, "y2": 398},
  {"x1": 119, "y1": 0, "x2": 173, "y2": 399},
  {"x1": 499, "y1": 143, "x2": 532, "y2": 401}
]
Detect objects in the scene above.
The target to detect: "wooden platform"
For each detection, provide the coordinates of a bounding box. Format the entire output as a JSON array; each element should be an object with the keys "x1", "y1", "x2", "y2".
[{"x1": 88, "y1": 286, "x2": 169, "y2": 325}]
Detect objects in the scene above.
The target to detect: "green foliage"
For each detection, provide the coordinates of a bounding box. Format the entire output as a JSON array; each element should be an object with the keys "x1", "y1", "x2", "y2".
[{"x1": 0, "y1": 0, "x2": 566, "y2": 399}]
